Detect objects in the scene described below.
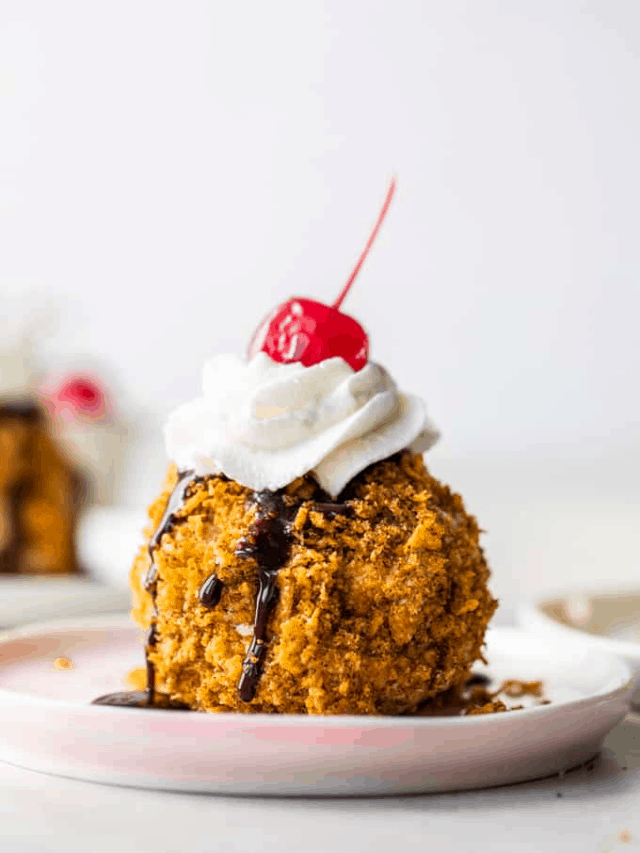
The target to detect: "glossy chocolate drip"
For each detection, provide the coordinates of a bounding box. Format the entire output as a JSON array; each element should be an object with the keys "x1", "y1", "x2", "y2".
[
  {"x1": 0, "y1": 403, "x2": 40, "y2": 573},
  {"x1": 237, "y1": 570, "x2": 280, "y2": 702},
  {"x1": 95, "y1": 469, "x2": 353, "y2": 710},
  {"x1": 145, "y1": 623, "x2": 158, "y2": 699},
  {"x1": 309, "y1": 501, "x2": 351, "y2": 519},
  {"x1": 92, "y1": 611, "x2": 189, "y2": 710},
  {"x1": 143, "y1": 469, "x2": 195, "y2": 704},
  {"x1": 143, "y1": 469, "x2": 196, "y2": 593},
  {"x1": 235, "y1": 490, "x2": 298, "y2": 703},
  {"x1": 199, "y1": 573, "x2": 224, "y2": 608}
]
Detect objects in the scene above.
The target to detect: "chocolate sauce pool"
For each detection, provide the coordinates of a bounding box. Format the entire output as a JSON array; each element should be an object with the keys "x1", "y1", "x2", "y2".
[{"x1": 92, "y1": 691, "x2": 191, "y2": 710}]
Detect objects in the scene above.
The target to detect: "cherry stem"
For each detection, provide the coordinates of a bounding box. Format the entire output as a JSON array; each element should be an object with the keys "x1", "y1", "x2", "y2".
[{"x1": 332, "y1": 177, "x2": 397, "y2": 311}]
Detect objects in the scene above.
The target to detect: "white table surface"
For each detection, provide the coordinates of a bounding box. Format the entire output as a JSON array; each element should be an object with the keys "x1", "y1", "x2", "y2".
[{"x1": 0, "y1": 713, "x2": 638, "y2": 853}]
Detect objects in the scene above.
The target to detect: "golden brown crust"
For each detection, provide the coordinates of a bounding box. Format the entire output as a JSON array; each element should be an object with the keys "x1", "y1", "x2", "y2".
[{"x1": 130, "y1": 452, "x2": 497, "y2": 715}]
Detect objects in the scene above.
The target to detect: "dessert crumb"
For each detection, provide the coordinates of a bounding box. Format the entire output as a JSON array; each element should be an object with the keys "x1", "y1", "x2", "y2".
[
  {"x1": 53, "y1": 657, "x2": 73, "y2": 670},
  {"x1": 500, "y1": 679, "x2": 543, "y2": 698},
  {"x1": 556, "y1": 792, "x2": 563, "y2": 798},
  {"x1": 620, "y1": 829, "x2": 632, "y2": 843},
  {"x1": 466, "y1": 700, "x2": 508, "y2": 715}
]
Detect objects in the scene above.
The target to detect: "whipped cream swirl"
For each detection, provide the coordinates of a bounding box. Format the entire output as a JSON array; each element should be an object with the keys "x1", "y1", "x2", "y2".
[{"x1": 165, "y1": 353, "x2": 438, "y2": 497}]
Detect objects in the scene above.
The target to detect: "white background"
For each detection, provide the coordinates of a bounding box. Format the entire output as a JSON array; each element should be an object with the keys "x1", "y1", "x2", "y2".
[{"x1": 1, "y1": 1, "x2": 639, "y2": 602}]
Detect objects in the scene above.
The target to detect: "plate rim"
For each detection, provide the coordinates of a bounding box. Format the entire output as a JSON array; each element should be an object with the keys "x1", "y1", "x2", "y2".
[{"x1": 0, "y1": 613, "x2": 632, "y2": 727}]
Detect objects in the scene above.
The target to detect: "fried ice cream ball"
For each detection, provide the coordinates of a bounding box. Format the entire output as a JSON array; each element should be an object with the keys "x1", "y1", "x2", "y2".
[{"x1": 130, "y1": 451, "x2": 497, "y2": 715}]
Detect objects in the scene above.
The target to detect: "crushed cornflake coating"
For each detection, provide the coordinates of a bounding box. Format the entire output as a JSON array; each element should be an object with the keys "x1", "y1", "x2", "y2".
[{"x1": 129, "y1": 451, "x2": 497, "y2": 715}]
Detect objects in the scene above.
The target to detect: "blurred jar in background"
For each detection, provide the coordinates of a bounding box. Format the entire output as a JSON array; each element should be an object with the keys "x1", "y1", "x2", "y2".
[
  {"x1": 0, "y1": 318, "x2": 133, "y2": 575},
  {"x1": 39, "y1": 372, "x2": 132, "y2": 507}
]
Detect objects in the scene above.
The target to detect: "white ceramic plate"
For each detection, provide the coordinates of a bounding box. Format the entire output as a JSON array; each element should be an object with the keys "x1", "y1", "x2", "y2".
[
  {"x1": 0, "y1": 615, "x2": 631, "y2": 796},
  {"x1": 518, "y1": 588, "x2": 640, "y2": 705}
]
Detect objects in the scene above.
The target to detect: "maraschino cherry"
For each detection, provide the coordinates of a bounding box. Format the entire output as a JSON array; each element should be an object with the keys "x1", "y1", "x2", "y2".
[
  {"x1": 248, "y1": 178, "x2": 396, "y2": 372},
  {"x1": 44, "y1": 375, "x2": 108, "y2": 422},
  {"x1": 61, "y1": 379, "x2": 102, "y2": 410}
]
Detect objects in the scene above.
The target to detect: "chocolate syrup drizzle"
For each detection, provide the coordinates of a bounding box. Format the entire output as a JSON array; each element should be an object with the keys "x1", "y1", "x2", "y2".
[
  {"x1": 92, "y1": 469, "x2": 197, "y2": 709},
  {"x1": 233, "y1": 491, "x2": 299, "y2": 702},
  {"x1": 92, "y1": 471, "x2": 352, "y2": 709},
  {"x1": 142, "y1": 469, "x2": 201, "y2": 701},
  {"x1": 198, "y1": 573, "x2": 224, "y2": 608},
  {"x1": 233, "y1": 492, "x2": 352, "y2": 702},
  {"x1": 308, "y1": 501, "x2": 351, "y2": 519},
  {"x1": 143, "y1": 469, "x2": 197, "y2": 595}
]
